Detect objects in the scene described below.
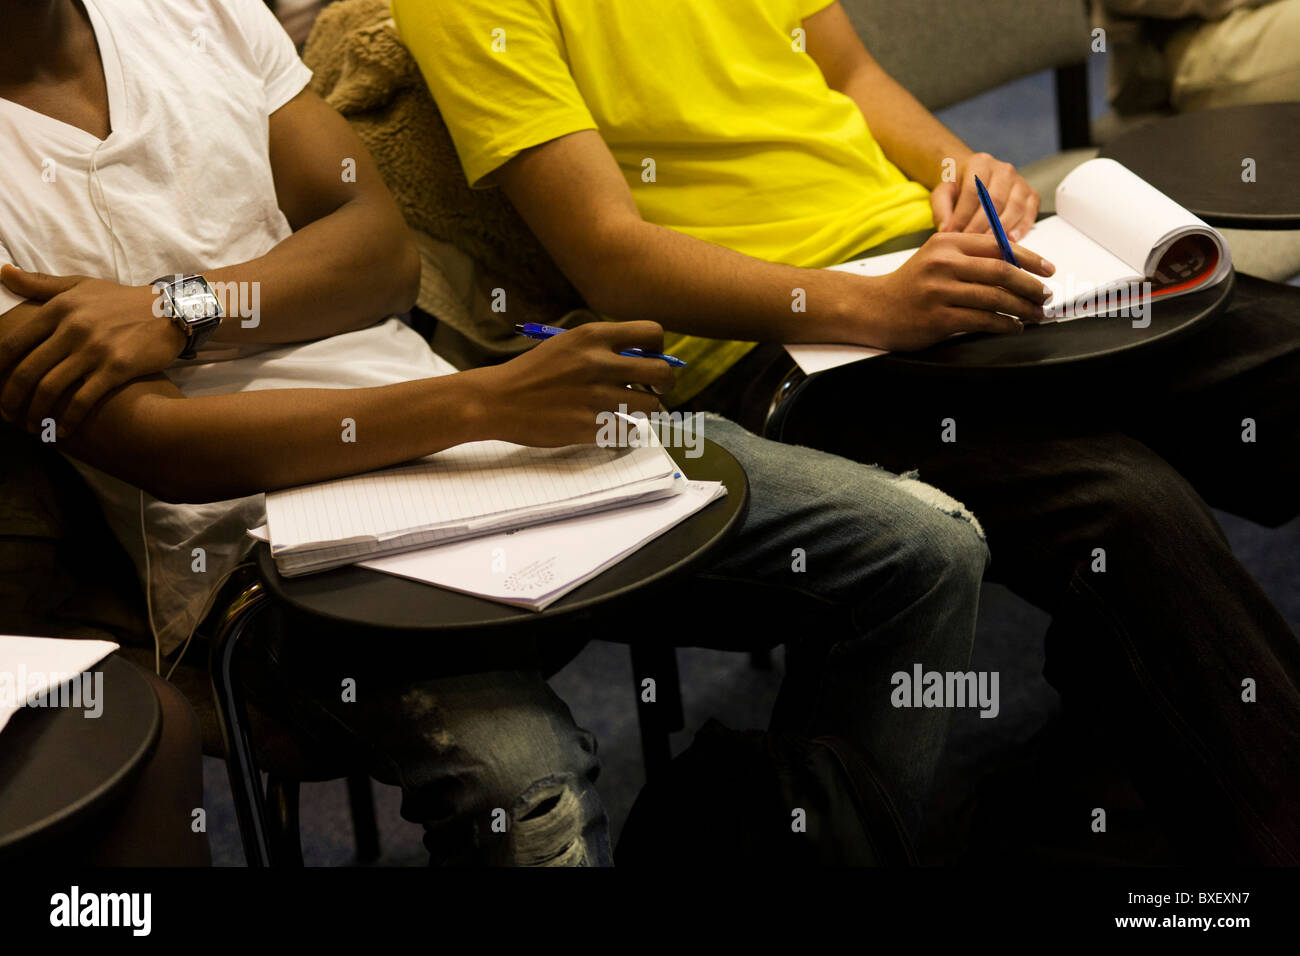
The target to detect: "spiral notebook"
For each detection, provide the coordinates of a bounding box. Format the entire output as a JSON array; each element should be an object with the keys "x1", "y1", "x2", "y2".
[{"x1": 786, "y1": 158, "x2": 1233, "y2": 375}]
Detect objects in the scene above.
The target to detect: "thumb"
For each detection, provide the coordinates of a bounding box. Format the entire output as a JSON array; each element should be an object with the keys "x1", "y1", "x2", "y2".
[
  {"x1": 0, "y1": 266, "x2": 82, "y2": 301},
  {"x1": 930, "y1": 183, "x2": 957, "y2": 232}
]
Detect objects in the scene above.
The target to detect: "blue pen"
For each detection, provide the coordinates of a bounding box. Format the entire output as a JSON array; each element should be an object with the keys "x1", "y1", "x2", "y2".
[
  {"x1": 974, "y1": 175, "x2": 1020, "y2": 268},
  {"x1": 514, "y1": 322, "x2": 687, "y2": 368}
]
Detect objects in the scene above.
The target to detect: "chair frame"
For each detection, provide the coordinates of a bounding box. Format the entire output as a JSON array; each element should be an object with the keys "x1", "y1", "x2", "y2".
[
  {"x1": 205, "y1": 571, "x2": 683, "y2": 862},
  {"x1": 207, "y1": 578, "x2": 379, "y2": 867}
]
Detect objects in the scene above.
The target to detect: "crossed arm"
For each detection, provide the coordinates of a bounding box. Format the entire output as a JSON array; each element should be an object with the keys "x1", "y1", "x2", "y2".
[
  {"x1": 0, "y1": 305, "x2": 671, "y2": 504},
  {"x1": 0, "y1": 89, "x2": 672, "y2": 503},
  {"x1": 0, "y1": 89, "x2": 419, "y2": 434}
]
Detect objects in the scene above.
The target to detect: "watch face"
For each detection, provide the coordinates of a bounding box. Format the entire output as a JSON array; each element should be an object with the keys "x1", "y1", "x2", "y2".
[{"x1": 171, "y1": 278, "x2": 221, "y2": 321}]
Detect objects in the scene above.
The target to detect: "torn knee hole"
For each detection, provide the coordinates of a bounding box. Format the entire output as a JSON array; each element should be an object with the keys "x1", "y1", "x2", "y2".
[
  {"x1": 892, "y1": 473, "x2": 986, "y2": 539},
  {"x1": 510, "y1": 777, "x2": 587, "y2": 866},
  {"x1": 519, "y1": 793, "x2": 561, "y2": 821}
]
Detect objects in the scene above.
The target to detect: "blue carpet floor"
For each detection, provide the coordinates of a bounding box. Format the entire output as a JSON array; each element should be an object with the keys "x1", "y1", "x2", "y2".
[{"x1": 201, "y1": 51, "x2": 1300, "y2": 866}]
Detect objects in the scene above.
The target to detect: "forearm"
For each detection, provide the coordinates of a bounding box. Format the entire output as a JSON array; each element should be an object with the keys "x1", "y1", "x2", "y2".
[
  {"x1": 63, "y1": 369, "x2": 498, "y2": 504},
  {"x1": 196, "y1": 89, "x2": 421, "y2": 347},
  {"x1": 203, "y1": 197, "x2": 420, "y2": 346},
  {"x1": 567, "y1": 219, "x2": 873, "y2": 345},
  {"x1": 494, "y1": 130, "x2": 876, "y2": 347},
  {"x1": 837, "y1": 59, "x2": 972, "y2": 190},
  {"x1": 802, "y1": 5, "x2": 971, "y2": 189}
]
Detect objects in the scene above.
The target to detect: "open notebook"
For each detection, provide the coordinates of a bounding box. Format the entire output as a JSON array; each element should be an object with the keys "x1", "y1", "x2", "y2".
[
  {"x1": 264, "y1": 421, "x2": 684, "y2": 576},
  {"x1": 787, "y1": 158, "x2": 1233, "y2": 374}
]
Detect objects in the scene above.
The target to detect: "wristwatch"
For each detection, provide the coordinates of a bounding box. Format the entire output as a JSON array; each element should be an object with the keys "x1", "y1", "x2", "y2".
[{"x1": 152, "y1": 273, "x2": 223, "y2": 359}]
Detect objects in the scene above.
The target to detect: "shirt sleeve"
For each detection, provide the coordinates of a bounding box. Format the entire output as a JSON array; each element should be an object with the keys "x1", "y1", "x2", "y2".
[
  {"x1": 221, "y1": 0, "x2": 314, "y2": 114},
  {"x1": 0, "y1": 238, "x2": 25, "y2": 315},
  {"x1": 392, "y1": 0, "x2": 597, "y2": 187},
  {"x1": 798, "y1": 0, "x2": 836, "y2": 17}
]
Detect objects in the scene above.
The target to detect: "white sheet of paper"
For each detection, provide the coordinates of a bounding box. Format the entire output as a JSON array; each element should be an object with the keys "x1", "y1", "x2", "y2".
[
  {"x1": 783, "y1": 249, "x2": 913, "y2": 374},
  {"x1": 0, "y1": 635, "x2": 119, "y2": 734}
]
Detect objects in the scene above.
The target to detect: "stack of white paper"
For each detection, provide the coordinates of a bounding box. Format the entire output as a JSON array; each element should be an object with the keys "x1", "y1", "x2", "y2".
[
  {"x1": 263, "y1": 422, "x2": 686, "y2": 576},
  {"x1": 251, "y1": 479, "x2": 727, "y2": 610},
  {"x1": 360, "y1": 479, "x2": 726, "y2": 610}
]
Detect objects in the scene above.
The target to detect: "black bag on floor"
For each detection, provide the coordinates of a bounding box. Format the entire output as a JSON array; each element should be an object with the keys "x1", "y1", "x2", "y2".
[{"x1": 616, "y1": 719, "x2": 918, "y2": 866}]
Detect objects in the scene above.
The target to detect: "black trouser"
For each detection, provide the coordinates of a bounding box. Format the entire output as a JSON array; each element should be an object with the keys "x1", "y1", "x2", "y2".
[{"x1": 699, "y1": 273, "x2": 1300, "y2": 863}]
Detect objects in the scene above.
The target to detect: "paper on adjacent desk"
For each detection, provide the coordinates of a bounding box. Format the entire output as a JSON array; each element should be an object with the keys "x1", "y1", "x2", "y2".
[
  {"x1": 0, "y1": 635, "x2": 119, "y2": 734},
  {"x1": 250, "y1": 479, "x2": 727, "y2": 611}
]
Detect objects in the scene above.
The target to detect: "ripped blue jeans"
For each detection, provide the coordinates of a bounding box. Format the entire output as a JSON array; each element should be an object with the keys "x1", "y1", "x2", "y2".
[{"x1": 242, "y1": 413, "x2": 987, "y2": 865}]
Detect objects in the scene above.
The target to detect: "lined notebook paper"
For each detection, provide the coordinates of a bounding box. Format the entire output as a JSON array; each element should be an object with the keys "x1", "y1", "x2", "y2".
[
  {"x1": 264, "y1": 428, "x2": 683, "y2": 576},
  {"x1": 250, "y1": 479, "x2": 727, "y2": 610}
]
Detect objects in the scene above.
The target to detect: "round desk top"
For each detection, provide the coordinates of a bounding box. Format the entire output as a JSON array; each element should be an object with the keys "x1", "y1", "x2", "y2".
[
  {"x1": 1099, "y1": 103, "x2": 1300, "y2": 229},
  {"x1": 0, "y1": 653, "x2": 160, "y2": 858},
  {"x1": 875, "y1": 270, "x2": 1235, "y2": 376},
  {"x1": 256, "y1": 437, "x2": 749, "y2": 633}
]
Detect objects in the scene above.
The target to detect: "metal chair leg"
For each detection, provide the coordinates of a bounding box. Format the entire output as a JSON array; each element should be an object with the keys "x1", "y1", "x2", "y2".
[
  {"x1": 762, "y1": 363, "x2": 808, "y2": 441},
  {"x1": 208, "y1": 578, "x2": 273, "y2": 867},
  {"x1": 347, "y1": 774, "x2": 381, "y2": 863},
  {"x1": 630, "y1": 643, "x2": 684, "y2": 781},
  {"x1": 1054, "y1": 62, "x2": 1092, "y2": 150},
  {"x1": 265, "y1": 774, "x2": 305, "y2": 867}
]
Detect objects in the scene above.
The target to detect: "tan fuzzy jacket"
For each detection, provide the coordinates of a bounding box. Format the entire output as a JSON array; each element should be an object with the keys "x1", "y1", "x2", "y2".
[{"x1": 302, "y1": 0, "x2": 591, "y2": 368}]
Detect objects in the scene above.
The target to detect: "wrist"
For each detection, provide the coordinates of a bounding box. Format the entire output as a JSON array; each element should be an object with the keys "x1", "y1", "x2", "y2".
[
  {"x1": 447, "y1": 366, "x2": 509, "y2": 444},
  {"x1": 159, "y1": 307, "x2": 188, "y2": 358},
  {"x1": 918, "y1": 144, "x2": 974, "y2": 191},
  {"x1": 817, "y1": 270, "x2": 882, "y2": 346},
  {"x1": 138, "y1": 284, "x2": 189, "y2": 359}
]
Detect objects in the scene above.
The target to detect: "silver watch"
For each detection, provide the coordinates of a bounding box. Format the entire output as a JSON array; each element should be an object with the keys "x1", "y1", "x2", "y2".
[{"x1": 152, "y1": 274, "x2": 223, "y2": 360}]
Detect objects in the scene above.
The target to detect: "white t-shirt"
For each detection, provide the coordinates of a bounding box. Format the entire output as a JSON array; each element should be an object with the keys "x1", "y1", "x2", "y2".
[{"x1": 0, "y1": 0, "x2": 456, "y2": 654}]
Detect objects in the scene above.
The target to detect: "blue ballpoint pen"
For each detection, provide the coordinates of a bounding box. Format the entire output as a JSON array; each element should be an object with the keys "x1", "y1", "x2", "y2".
[
  {"x1": 514, "y1": 322, "x2": 687, "y2": 368},
  {"x1": 974, "y1": 175, "x2": 1020, "y2": 268}
]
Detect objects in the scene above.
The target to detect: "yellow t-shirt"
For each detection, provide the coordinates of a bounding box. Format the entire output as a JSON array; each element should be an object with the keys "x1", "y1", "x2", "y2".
[{"x1": 392, "y1": 0, "x2": 935, "y2": 401}]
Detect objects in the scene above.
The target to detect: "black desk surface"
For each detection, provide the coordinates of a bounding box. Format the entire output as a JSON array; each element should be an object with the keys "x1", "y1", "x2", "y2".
[
  {"x1": 0, "y1": 653, "x2": 160, "y2": 857},
  {"x1": 832, "y1": 225, "x2": 1235, "y2": 375},
  {"x1": 257, "y1": 437, "x2": 749, "y2": 632},
  {"x1": 1099, "y1": 103, "x2": 1300, "y2": 229},
  {"x1": 877, "y1": 270, "x2": 1235, "y2": 376}
]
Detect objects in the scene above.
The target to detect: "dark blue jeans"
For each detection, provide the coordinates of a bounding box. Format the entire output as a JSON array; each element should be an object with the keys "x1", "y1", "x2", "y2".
[
  {"x1": 241, "y1": 415, "x2": 988, "y2": 865},
  {"x1": 767, "y1": 273, "x2": 1300, "y2": 864}
]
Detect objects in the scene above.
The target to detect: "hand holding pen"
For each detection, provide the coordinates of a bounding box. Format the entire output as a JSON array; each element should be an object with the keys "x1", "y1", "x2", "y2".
[
  {"x1": 515, "y1": 322, "x2": 686, "y2": 367},
  {"x1": 468, "y1": 321, "x2": 676, "y2": 447}
]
